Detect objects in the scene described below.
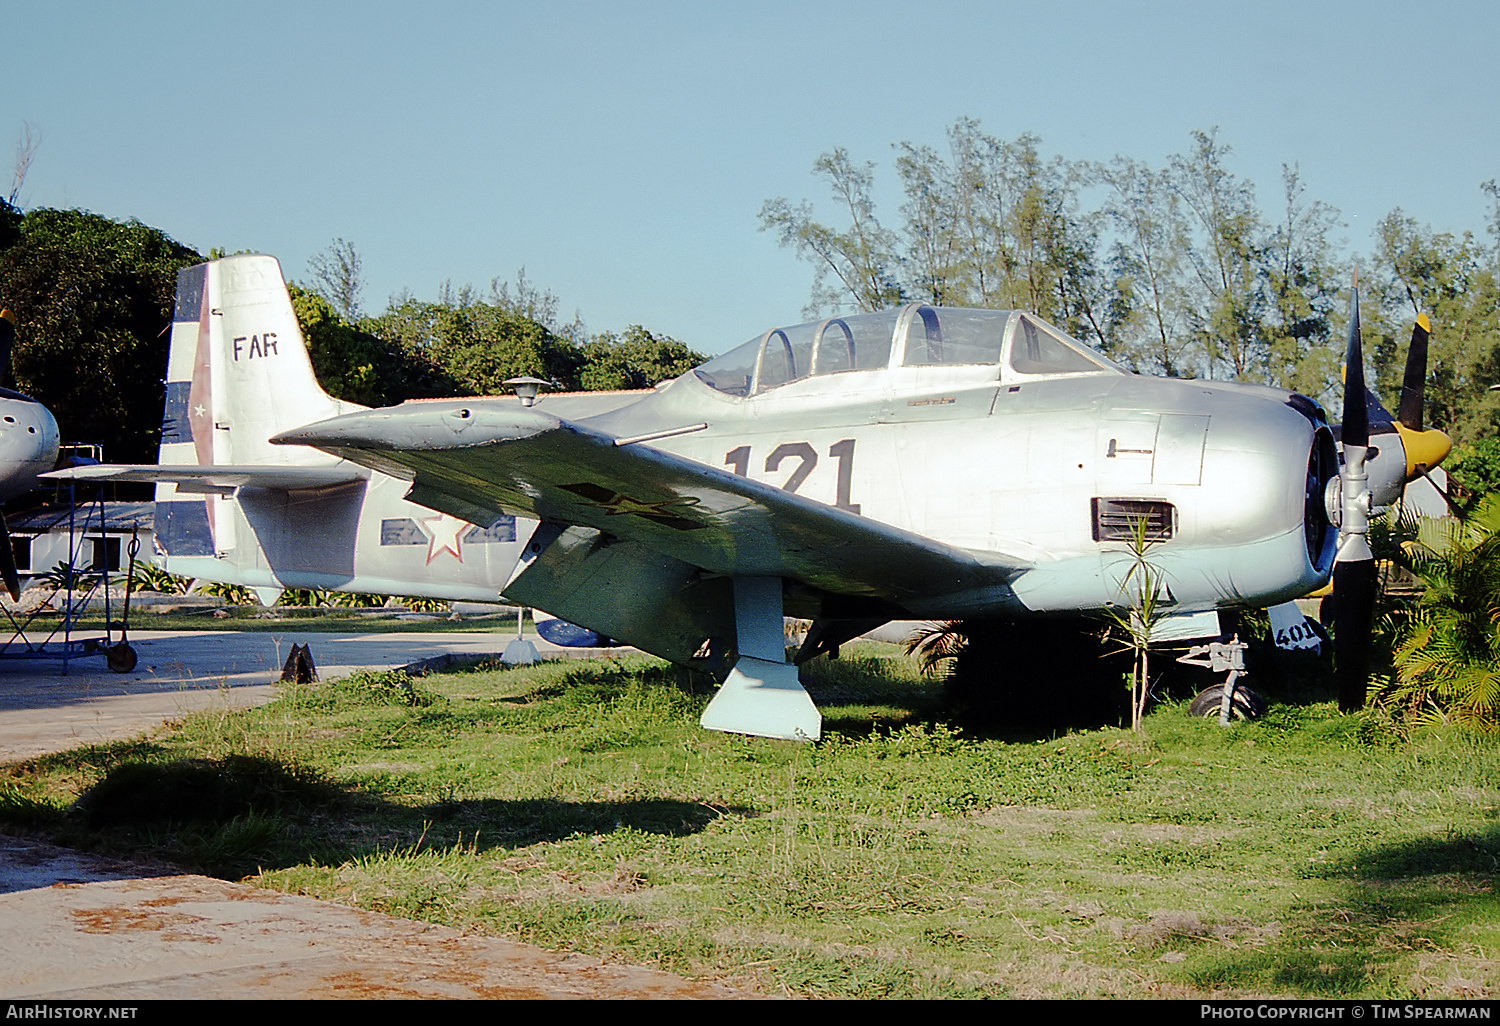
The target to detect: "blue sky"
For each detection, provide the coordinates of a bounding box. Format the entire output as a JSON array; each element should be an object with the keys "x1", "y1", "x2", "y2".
[{"x1": 5, "y1": 1, "x2": 1497, "y2": 355}]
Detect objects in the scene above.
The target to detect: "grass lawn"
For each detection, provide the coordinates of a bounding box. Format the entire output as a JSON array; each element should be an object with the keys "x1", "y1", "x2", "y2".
[{"x1": 2, "y1": 647, "x2": 1495, "y2": 999}]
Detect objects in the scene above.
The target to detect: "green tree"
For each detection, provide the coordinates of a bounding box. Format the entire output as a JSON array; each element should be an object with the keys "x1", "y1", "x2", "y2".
[
  {"x1": 0, "y1": 208, "x2": 200, "y2": 464},
  {"x1": 1096, "y1": 155, "x2": 1190, "y2": 374},
  {"x1": 936, "y1": 118, "x2": 1016, "y2": 308},
  {"x1": 0, "y1": 199, "x2": 20, "y2": 252},
  {"x1": 487, "y1": 267, "x2": 576, "y2": 337},
  {"x1": 893, "y1": 140, "x2": 966, "y2": 306},
  {"x1": 364, "y1": 292, "x2": 585, "y2": 395},
  {"x1": 1443, "y1": 437, "x2": 1500, "y2": 500},
  {"x1": 580, "y1": 325, "x2": 704, "y2": 391},
  {"x1": 8, "y1": 121, "x2": 40, "y2": 208},
  {"x1": 765, "y1": 122, "x2": 1111, "y2": 347},
  {"x1": 288, "y1": 285, "x2": 455, "y2": 406},
  {"x1": 1007, "y1": 134, "x2": 1107, "y2": 343},
  {"x1": 1483, "y1": 179, "x2": 1500, "y2": 271},
  {"x1": 307, "y1": 238, "x2": 364, "y2": 320},
  {"x1": 1259, "y1": 165, "x2": 1344, "y2": 400},
  {"x1": 360, "y1": 273, "x2": 697, "y2": 399},
  {"x1": 1368, "y1": 210, "x2": 1500, "y2": 443}
]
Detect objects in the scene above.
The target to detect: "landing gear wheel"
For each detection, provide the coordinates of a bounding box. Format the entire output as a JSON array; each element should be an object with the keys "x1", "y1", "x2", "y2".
[
  {"x1": 106, "y1": 643, "x2": 138, "y2": 674},
  {"x1": 1188, "y1": 683, "x2": 1266, "y2": 721}
]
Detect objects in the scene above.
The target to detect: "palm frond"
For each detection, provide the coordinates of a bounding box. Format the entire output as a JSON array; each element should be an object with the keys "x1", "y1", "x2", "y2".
[{"x1": 904, "y1": 620, "x2": 968, "y2": 677}]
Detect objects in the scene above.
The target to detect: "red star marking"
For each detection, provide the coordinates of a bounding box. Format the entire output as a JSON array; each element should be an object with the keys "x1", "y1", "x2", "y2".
[
  {"x1": 421, "y1": 514, "x2": 469, "y2": 564},
  {"x1": 599, "y1": 493, "x2": 700, "y2": 518}
]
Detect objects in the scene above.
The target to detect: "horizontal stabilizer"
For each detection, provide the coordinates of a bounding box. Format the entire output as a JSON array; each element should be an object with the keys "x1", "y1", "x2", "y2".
[{"x1": 44, "y1": 463, "x2": 369, "y2": 492}]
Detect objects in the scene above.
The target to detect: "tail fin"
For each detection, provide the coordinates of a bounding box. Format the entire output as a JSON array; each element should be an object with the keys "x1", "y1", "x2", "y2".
[
  {"x1": 155, "y1": 255, "x2": 362, "y2": 560},
  {"x1": 160, "y1": 255, "x2": 358, "y2": 470}
]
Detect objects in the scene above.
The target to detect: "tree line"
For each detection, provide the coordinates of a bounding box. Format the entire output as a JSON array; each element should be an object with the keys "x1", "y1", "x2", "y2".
[
  {"x1": 0, "y1": 205, "x2": 703, "y2": 465},
  {"x1": 761, "y1": 119, "x2": 1500, "y2": 444},
  {"x1": 3, "y1": 117, "x2": 1497, "y2": 468}
]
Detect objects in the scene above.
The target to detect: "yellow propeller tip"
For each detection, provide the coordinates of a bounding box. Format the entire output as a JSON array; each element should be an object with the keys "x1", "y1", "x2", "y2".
[
  {"x1": 1416, "y1": 313, "x2": 1432, "y2": 332},
  {"x1": 0, "y1": 308, "x2": 12, "y2": 325}
]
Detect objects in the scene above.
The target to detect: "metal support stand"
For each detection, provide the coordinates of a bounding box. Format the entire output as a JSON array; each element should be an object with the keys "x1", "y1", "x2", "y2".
[
  {"x1": 0, "y1": 480, "x2": 127, "y2": 672},
  {"x1": 501, "y1": 606, "x2": 538, "y2": 665}
]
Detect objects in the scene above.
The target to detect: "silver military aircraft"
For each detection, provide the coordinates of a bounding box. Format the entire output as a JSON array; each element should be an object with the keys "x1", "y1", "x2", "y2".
[
  {"x1": 0, "y1": 308, "x2": 63, "y2": 599},
  {"x1": 50, "y1": 255, "x2": 1450, "y2": 737}
]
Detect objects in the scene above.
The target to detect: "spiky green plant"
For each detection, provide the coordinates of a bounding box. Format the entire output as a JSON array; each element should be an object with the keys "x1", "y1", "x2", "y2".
[
  {"x1": 197, "y1": 579, "x2": 255, "y2": 605},
  {"x1": 1102, "y1": 516, "x2": 1168, "y2": 731},
  {"x1": 129, "y1": 561, "x2": 194, "y2": 594},
  {"x1": 318, "y1": 590, "x2": 386, "y2": 608},
  {"x1": 1379, "y1": 495, "x2": 1500, "y2": 728},
  {"x1": 275, "y1": 587, "x2": 334, "y2": 607}
]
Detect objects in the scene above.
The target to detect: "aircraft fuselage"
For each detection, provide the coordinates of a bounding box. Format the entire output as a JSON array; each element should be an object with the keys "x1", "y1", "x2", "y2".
[{"x1": 139, "y1": 271, "x2": 1337, "y2": 638}]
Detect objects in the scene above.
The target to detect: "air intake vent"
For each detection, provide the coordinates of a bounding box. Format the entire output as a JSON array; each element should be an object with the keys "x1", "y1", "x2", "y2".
[{"x1": 1092, "y1": 498, "x2": 1175, "y2": 542}]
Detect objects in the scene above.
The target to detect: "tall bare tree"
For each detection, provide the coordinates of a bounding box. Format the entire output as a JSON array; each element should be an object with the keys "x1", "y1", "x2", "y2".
[
  {"x1": 758, "y1": 148, "x2": 904, "y2": 316},
  {"x1": 1097, "y1": 155, "x2": 1190, "y2": 375},
  {"x1": 1170, "y1": 129, "x2": 1267, "y2": 380},
  {"x1": 8, "y1": 121, "x2": 41, "y2": 208},
  {"x1": 1261, "y1": 165, "x2": 1344, "y2": 399},
  {"x1": 308, "y1": 237, "x2": 364, "y2": 321}
]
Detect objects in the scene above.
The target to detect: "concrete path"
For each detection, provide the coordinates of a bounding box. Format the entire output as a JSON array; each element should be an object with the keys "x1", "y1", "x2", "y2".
[{"x1": 0, "y1": 838, "x2": 745, "y2": 999}]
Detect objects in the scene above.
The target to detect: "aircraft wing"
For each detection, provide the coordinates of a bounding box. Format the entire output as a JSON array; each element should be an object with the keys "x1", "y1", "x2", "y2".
[
  {"x1": 44, "y1": 464, "x2": 369, "y2": 492},
  {"x1": 272, "y1": 401, "x2": 1021, "y2": 605}
]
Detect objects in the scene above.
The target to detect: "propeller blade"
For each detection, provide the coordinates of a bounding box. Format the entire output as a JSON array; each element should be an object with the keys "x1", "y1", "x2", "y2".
[
  {"x1": 1396, "y1": 314, "x2": 1431, "y2": 432},
  {"x1": 1341, "y1": 289, "x2": 1369, "y2": 451},
  {"x1": 0, "y1": 512, "x2": 20, "y2": 602},
  {"x1": 1333, "y1": 557, "x2": 1376, "y2": 712},
  {"x1": 1334, "y1": 313, "x2": 1431, "y2": 451},
  {"x1": 1390, "y1": 312, "x2": 1452, "y2": 477},
  {"x1": 1334, "y1": 286, "x2": 1376, "y2": 712}
]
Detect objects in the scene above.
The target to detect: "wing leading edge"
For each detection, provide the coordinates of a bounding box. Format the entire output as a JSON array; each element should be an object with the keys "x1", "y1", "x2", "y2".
[
  {"x1": 45, "y1": 463, "x2": 369, "y2": 493},
  {"x1": 271, "y1": 399, "x2": 1022, "y2": 608}
]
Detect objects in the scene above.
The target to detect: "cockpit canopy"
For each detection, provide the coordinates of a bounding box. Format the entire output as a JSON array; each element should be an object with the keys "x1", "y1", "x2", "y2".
[{"x1": 693, "y1": 304, "x2": 1118, "y2": 397}]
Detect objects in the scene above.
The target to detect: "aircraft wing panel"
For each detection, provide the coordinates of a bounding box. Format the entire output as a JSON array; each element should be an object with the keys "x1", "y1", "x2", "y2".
[{"x1": 273, "y1": 402, "x2": 1020, "y2": 603}]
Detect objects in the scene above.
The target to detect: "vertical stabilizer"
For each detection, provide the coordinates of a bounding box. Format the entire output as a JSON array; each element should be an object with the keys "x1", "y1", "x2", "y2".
[
  {"x1": 156, "y1": 255, "x2": 360, "y2": 557},
  {"x1": 160, "y1": 255, "x2": 353, "y2": 469}
]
